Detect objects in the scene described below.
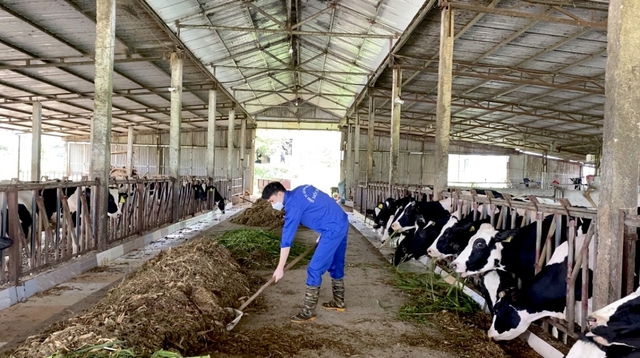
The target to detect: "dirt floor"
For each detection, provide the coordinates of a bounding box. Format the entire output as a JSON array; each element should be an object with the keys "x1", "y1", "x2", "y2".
[
  {"x1": 0, "y1": 208, "x2": 543, "y2": 357},
  {"x1": 205, "y1": 219, "x2": 541, "y2": 358}
]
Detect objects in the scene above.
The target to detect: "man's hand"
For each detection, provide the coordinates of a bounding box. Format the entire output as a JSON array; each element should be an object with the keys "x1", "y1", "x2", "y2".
[{"x1": 273, "y1": 267, "x2": 284, "y2": 282}]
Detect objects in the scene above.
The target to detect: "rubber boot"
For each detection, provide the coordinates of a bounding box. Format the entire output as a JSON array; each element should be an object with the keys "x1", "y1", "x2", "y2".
[
  {"x1": 322, "y1": 278, "x2": 345, "y2": 311},
  {"x1": 291, "y1": 285, "x2": 320, "y2": 323}
]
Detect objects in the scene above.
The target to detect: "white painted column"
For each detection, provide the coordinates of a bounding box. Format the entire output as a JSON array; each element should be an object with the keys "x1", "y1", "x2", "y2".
[
  {"x1": 354, "y1": 112, "x2": 361, "y2": 186},
  {"x1": 240, "y1": 117, "x2": 246, "y2": 190},
  {"x1": 31, "y1": 101, "x2": 42, "y2": 181},
  {"x1": 227, "y1": 108, "x2": 235, "y2": 179},
  {"x1": 206, "y1": 89, "x2": 216, "y2": 179},
  {"x1": 126, "y1": 126, "x2": 134, "y2": 177},
  {"x1": 169, "y1": 52, "x2": 183, "y2": 223},
  {"x1": 91, "y1": 0, "x2": 116, "y2": 250}
]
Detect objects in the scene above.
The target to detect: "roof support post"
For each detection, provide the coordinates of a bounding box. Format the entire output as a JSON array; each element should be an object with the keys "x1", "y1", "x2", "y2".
[
  {"x1": 367, "y1": 96, "x2": 375, "y2": 183},
  {"x1": 594, "y1": 0, "x2": 640, "y2": 310},
  {"x1": 91, "y1": 0, "x2": 115, "y2": 251},
  {"x1": 434, "y1": 5, "x2": 454, "y2": 201},
  {"x1": 227, "y1": 108, "x2": 235, "y2": 180},
  {"x1": 354, "y1": 112, "x2": 361, "y2": 187},
  {"x1": 169, "y1": 52, "x2": 183, "y2": 223},
  {"x1": 389, "y1": 67, "x2": 402, "y2": 194},
  {"x1": 126, "y1": 126, "x2": 134, "y2": 177},
  {"x1": 206, "y1": 89, "x2": 217, "y2": 179},
  {"x1": 248, "y1": 129, "x2": 256, "y2": 195},
  {"x1": 340, "y1": 128, "x2": 346, "y2": 184},
  {"x1": 240, "y1": 117, "x2": 246, "y2": 191},
  {"x1": 31, "y1": 101, "x2": 42, "y2": 182},
  {"x1": 346, "y1": 124, "x2": 353, "y2": 201}
]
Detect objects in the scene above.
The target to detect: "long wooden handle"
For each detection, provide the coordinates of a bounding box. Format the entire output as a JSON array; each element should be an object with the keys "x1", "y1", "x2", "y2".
[{"x1": 237, "y1": 243, "x2": 317, "y2": 311}]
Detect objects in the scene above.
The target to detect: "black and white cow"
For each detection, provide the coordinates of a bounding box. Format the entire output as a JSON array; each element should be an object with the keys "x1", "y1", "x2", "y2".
[
  {"x1": 479, "y1": 269, "x2": 519, "y2": 316},
  {"x1": 372, "y1": 196, "x2": 413, "y2": 232},
  {"x1": 392, "y1": 214, "x2": 452, "y2": 266},
  {"x1": 383, "y1": 198, "x2": 452, "y2": 242},
  {"x1": 565, "y1": 288, "x2": 640, "y2": 358},
  {"x1": 4, "y1": 190, "x2": 34, "y2": 240},
  {"x1": 486, "y1": 232, "x2": 593, "y2": 341},
  {"x1": 450, "y1": 214, "x2": 567, "y2": 283},
  {"x1": 426, "y1": 209, "x2": 493, "y2": 260}
]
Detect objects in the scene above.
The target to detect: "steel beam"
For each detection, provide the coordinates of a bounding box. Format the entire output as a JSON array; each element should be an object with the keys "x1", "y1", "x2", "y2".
[
  {"x1": 177, "y1": 24, "x2": 397, "y2": 39},
  {"x1": 207, "y1": 90, "x2": 217, "y2": 179},
  {"x1": 367, "y1": 95, "x2": 375, "y2": 182},
  {"x1": 30, "y1": 102, "x2": 42, "y2": 182},
  {"x1": 91, "y1": 0, "x2": 116, "y2": 251},
  {"x1": 346, "y1": 124, "x2": 353, "y2": 197},
  {"x1": 354, "y1": 112, "x2": 361, "y2": 185},
  {"x1": 595, "y1": 0, "x2": 640, "y2": 310},
  {"x1": 0, "y1": 55, "x2": 164, "y2": 71},
  {"x1": 434, "y1": 5, "x2": 454, "y2": 200},
  {"x1": 448, "y1": 2, "x2": 607, "y2": 28},
  {"x1": 169, "y1": 52, "x2": 183, "y2": 223}
]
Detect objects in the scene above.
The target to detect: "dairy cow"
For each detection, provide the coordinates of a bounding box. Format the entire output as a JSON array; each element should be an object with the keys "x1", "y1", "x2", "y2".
[
  {"x1": 566, "y1": 287, "x2": 640, "y2": 358},
  {"x1": 392, "y1": 215, "x2": 452, "y2": 266},
  {"x1": 486, "y1": 233, "x2": 593, "y2": 341},
  {"x1": 426, "y1": 209, "x2": 494, "y2": 260},
  {"x1": 192, "y1": 183, "x2": 226, "y2": 213},
  {"x1": 479, "y1": 269, "x2": 519, "y2": 316},
  {"x1": 451, "y1": 214, "x2": 568, "y2": 283},
  {"x1": 383, "y1": 198, "x2": 452, "y2": 243}
]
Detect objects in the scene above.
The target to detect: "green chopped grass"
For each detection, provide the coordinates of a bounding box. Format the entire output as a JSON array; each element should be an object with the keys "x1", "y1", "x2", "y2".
[
  {"x1": 213, "y1": 229, "x2": 310, "y2": 270},
  {"x1": 395, "y1": 269, "x2": 480, "y2": 323}
]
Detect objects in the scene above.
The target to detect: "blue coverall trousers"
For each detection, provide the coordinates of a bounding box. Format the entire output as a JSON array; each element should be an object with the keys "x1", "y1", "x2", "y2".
[{"x1": 306, "y1": 223, "x2": 349, "y2": 287}]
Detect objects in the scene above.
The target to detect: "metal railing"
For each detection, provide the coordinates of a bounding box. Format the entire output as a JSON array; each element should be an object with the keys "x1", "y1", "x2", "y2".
[
  {"x1": 353, "y1": 182, "x2": 600, "y2": 343},
  {"x1": 0, "y1": 175, "x2": 238, "y2": 286}
]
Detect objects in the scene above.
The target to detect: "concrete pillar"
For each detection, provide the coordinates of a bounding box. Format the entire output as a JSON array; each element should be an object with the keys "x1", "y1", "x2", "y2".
[
  {"x1": 31, "y1": 101, "x2": 42, "y2": 181},
  {"x1": 16, "y1": 134, "x2": 21, "y2": 179},
  {"x1": 206, "y1": 89, "x2": 216, "y2": 179},
  {"x1": 126, "y1": 126, "x2": 134, "y2": 177},
  {"x1": 91, "y1": 0, "x2": 116, "y2": 251},
  {"x1": 434, "y1": 5, "x2": 454, "y2": 201},
  {"x1": 354, "y1": 112, "x2": 361, "y2": 186},
  {"x1": 169, "y1": 51, "x2": 183, "y2": 223},
  {"x1": 240, "y1": 117, "x2": 246, "y2": 189},
  {"x1": 367, "y1": 96, "x2": 375, "y2": 182},
  {"x1": 340, "y1": 128, "x2": 346, "y2": 183},
  {"x1": 390, "y1": 67, "x2": 402, "y2": 192},
  {"x1": 65, "y1": 142, "x2": 70, "y2": 177},
  {"x1": 594, "y1": 0, "x2": 640, "y2": 310},
  {"x1": 249, "y1": 129, "x2": 256, "y2": 193},
  {"x1": 227, "y1": 108, "x2": 235, "y2": 179},
  {"x1": 345, "y1": 124, "x2": 353, "y2": 199}
]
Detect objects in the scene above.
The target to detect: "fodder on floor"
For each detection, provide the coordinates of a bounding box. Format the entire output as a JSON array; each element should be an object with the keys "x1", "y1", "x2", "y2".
[
  {"x1": 12, "y1": 238, "x2": 251, "y2": 357},
  {"x1": 229, "y1": 199, "x2": 284, "y2": 228}
]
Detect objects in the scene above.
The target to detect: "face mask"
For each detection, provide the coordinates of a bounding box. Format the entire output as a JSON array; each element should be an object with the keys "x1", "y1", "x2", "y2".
[{"x1": 272, "y1": 201, "x2": 284, "y2": 211}]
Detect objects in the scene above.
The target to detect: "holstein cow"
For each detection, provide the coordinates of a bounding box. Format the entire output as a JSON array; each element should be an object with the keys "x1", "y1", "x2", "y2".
[
  {"x1": 192, "y1": 183, "x2": 226, "y2": 213},
  {"x1": 486, "y1": 232, "x2": 594, "y2": 341},
  {"x1": 566, "y1": 289, "x2": 640, "y2": 358},
  {"x1": 392, "y1": 215, "x2": 452, "y2": 266},
  {"x1": 451, "y1": 214, "x2": 568, "y2": 283},
  {"x1": 426, "y1": 209, "x2": 494, "y2": 260},
  {"x1": 383, "y1": 197, "x2": 452, "y2": 243},
  {"x1": 371, "y1": 195, "x2": 413, "y2": 233},
  {"x1": 479, "y1": 269, "x2": 520, "y2": 316},
  {"x1": 4, "y1": 191, "x2": 35, "y2": 240}
]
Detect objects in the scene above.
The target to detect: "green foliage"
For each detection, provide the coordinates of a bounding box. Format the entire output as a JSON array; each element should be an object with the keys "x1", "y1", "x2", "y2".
[
  {"x1": 395, "y1": 270, "x2": 480, "y2": 323},
  {"x1": 214, "y1": 229, "x2": 310, "y2": 269}
]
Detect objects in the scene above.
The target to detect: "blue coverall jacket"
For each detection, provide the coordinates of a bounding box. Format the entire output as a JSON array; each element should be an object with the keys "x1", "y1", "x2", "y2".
[{"x1": 281, "y1": 185, "x2": 349, "y2": 287}]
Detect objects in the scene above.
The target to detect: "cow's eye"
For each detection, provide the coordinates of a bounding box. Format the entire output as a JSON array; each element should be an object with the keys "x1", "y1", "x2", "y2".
[{"x1": 474, "y1": 240, "x2": 486, "y2": 249}]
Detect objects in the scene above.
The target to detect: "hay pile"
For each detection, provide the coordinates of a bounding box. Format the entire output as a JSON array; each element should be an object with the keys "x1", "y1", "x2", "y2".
[
  {"x1": 13, "y1": 238, "x2": 251, "y2": 357},
  {"x1": 230, "y1": 199, "x2": 285, "y2": 228}
]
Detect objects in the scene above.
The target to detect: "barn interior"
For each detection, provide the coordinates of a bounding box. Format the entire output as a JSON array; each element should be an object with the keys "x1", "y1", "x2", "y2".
[{"x1": 0, "y1": 0, "x2": 638, "y2": 357}]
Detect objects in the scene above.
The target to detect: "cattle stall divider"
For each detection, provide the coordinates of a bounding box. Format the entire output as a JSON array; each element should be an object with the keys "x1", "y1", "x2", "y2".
[
  {"x1": 0, "y1": 175, "x2": 231, "y2": 287},
  {"x1": 353, "y1": 182, "x2": 602, "y2": 348}
]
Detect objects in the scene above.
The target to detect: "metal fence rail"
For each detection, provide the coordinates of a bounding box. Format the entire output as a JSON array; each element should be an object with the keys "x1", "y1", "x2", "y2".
[
  {"x1": 0, "y1": 175, "x2": 236, "y2": 286},
  {"x1": 353, "y1": 182, "x2": 600, "y2": 344}
]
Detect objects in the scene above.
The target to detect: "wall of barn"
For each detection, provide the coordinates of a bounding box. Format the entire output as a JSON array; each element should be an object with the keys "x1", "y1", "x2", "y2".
[
  {"x1": 342, "y1": 128, "x2": 515, "y2": 188},
  {"x1": 507, "y1": 154, "x2": 582, "y2": 188},
  {"x1": 66, "y1": 128, "x2": 254, "y2": 190}
]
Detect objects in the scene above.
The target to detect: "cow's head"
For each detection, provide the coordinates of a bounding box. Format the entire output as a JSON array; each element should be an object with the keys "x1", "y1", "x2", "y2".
[
  {"x1": 587, "y1": 287, "x2": 640, "y2": 347},
  {"x1": 107, "y1": 188, "x2": 124, "y2": 218},
  {"x1": 451, "y1": 225, "x2": 518, "y2": 277},
  {"x1": 390, "y1": 201, "x2": 419, "y2": 233},
  {"x1": 480, "y1": 269, "x2": 518, "y2": 316},
  {"x1": 427, "y1": 213, "x2": 460, "y2": 259},
  {"x1": 373, "y1": 198, "x2": 395, "y2": 229},
  {"x1": 487, "y1": 291, "x2": 528, "y2": 341}
]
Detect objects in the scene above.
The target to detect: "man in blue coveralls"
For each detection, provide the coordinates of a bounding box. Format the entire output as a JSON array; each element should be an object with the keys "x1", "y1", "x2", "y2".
[{"x1": 262, "y1": 181, "x2": 349, "y2": 323}]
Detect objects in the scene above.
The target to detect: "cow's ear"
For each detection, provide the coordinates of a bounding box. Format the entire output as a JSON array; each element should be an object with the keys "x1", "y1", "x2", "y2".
[{"x1": 495, "y1": 228, "x2": 518, "y2": 243}]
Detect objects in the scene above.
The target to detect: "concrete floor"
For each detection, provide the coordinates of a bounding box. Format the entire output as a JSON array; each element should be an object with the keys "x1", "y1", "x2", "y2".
[{"x1": 0, "y1": 205, "x2": 247, "y2": 353}]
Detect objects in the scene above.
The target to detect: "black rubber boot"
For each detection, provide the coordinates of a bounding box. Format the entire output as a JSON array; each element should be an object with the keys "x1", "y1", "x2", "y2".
[
  {"x1": 322, "y1": 278, "x2": 345, "y2": 311},
  {"x1": 291, "y1": 285, "x2": 320, "y2": 323}
]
